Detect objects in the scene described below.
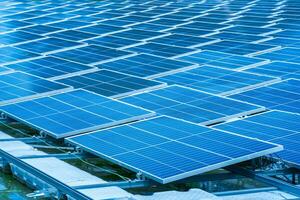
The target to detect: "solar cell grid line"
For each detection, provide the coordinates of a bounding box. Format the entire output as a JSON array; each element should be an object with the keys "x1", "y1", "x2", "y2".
[
  {"x1": 55, "y1": 69, "x2": 166, "y2": 98},
  {"x1": 47, "y1": 20, "x2": 93, "y2": 29},
  {"x1": 66, "y1": 115, "x2": 282, "y2": 184},
  {"x1": 0, "y1": 89, "x2": 155, "y2": 139},
  {"x1": 155, "y1": 65, "x2": 280, "y2": 96},
  {"x1": 0, "y1": 71, "x2": 72, "y2": 106},
  {"x1": 215, "y1": 110, "x2": 300, "y2": 167},
  {"x1": 0, "y1": 20, "x2": 34, "y2": 30},
  {"x1": 177, "y1": 21, "x2": 233, "y2": 32},
  {"x1": 229, "y1": 79, "x2": 300, "y2": 113},
  {"x1": 148, "y1": 34, "x2": 220, "y2": 48},
  {"x1": 260, "y1": 37, "x2": 300, "y2": 48},
  {"x1": 245, "y1": 61, "x2": 300, "y2": 80},
  {"x1": 99, "y1": 53, "x2": 198, "y2": 79},
  {"x1": 179, "y1": 50, "x2": 269, "y2": 70},
  {"x1": 209, "y1": 31, "x2": 272, "y2": 43},
  {"x1": 0, "y1": 46, "x2": 41, "y2": 65},
  {"x1": 4, "y1": 56, "x2": 98, "y2": 80},
  {"x1": 15, "y1": 37, "x2": 87, "y2": 55},
  {"x1": 165, "y1": 27, "x2": 218, "y2": 37},
  {"x1": 121, "y1": 85, "x2": 266, "y2": 125},
  {"x1": 52, "y1": 44, "x2": 135, "y2": 65}
]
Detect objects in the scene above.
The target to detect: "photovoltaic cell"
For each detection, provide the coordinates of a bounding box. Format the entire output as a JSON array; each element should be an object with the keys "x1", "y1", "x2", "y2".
[
  {"x1": 20, "y1": 24, "x2": 63, "y2": 36},
  {"x1": 100, "y1": 53, "x2": 197, "y2": 78},
  {"x1": 85, "y1": 35, "x2": 142, "y2": 49},
  {"x1": 0, "y1": 89, "x2": 154, "y2": 139},
  {"x1": 256, "y1": 47, "x2": 300, "y2": 63},
  {"x1": 56, "y1": 69, "x2": 166, "y2": 98},
  {"x1": 155, "y1": 66, "x2": 279, "y2": 95},
  {"x1": 229, "y1": 79, "x2": 300, "y2": 113},
  {"x1": 179, "y1": 50, "x2": 269, "y2": 70},
  {"x1": 121, "y1": 85, "x2": 265, "y2": 125},
  {"x1": 111, "y1": 29, "x2": 169, "y2": 41},
  {"x1": 67, "y1": 116, "x2": 281, "y2": 184},
  {"x1": 4, "y1": 57, "x2": 97, "y2": 80},
  {"x1": 215, "y1": 111, "x2": 300, "y2": 166},
  {"x1": 0, "y1": 30, "x2": 44, "y2": 46},
  {"x1": 0, "y1": 46, "x2": 41, "y2": 65},
  {"x1": 0, "y1": 71, "x2": 71, "y2": 105}
]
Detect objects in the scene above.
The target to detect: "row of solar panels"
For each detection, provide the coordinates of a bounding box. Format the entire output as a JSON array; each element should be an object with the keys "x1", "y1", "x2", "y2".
[{"x1": 0, "y1": 0, "x2": 300, "y2": 185}]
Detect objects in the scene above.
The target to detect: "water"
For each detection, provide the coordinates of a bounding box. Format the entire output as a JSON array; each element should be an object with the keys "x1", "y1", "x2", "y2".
[{"x1": 0, "y1": 172, "x2": 32, "y2": 200}]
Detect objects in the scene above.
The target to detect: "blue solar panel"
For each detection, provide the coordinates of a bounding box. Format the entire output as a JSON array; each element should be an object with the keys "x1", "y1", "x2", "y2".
[
  {"x1": 246, "y1": 61, "x2": 300, "y2": 79},
  {"x1": 76, "y1": 24, "x2": 126, "y2": 36},
  {"x1": 67, "y1": 116, "x2": 281, "y2": 184},
  {"x1": 155, "y1": 66, "x2": 279, "y2": 95},
  {"x1": 111, "y1": 29, "x2": 169, "y2": 41},
  {"x1": 85, "y1": 35, "x2": 142, "y2": 49},
  {"x1": 53, "y1": 45, "x2": 134, "y2": 65},
  {"x1": 0, "y1": 71, "x2": 71, "y2": 105},
  {"x1": 229, "y1": 79, "x2": 300, "y2": 113},
  {"x1": 48, "y1": 30, "x2": 98, "y2": 41},
  {"x1": 223, "y1": 25, "x2": 281, "y2": 36},
  {"x1": 0, "y1": 46, "x2": 41, "y2": 65},
  {"x1": 148, "y1": 34, "x2": 219, "y2": 48},
  {"x1": 4, "y1": 57, "x2": 97, "y2": 79},
  {"x1": 179, "y1": 50, "x2": 269, "y2": 70},
  {"x1": 121, "y1": 85, "x2": 265, "y2": 125},
  {"x1": 15, "y1": 37, "x2": 86, "y2": 55},
  {"x1": 256, "y1": 47, "x2": 300, "y2": 63},
  {"x1": 127, "y1": 42, "x2": 198, "y2": 58},
  {"x1": 0, "y1": 31, "x2": 44, "y2": 46},
  {"x1": 100, "y1": 53, "x2": 196, "y2": 78},
  {"x1": 0, "y1": 89, "x2": 154, "y2": 139},
  {"x1": 20, "y1": 25, "x2": 63, "y2": 36},
  {"x1": 215, "y1": 111, "x2": 300, "y2": 166},
  {"x1": 199, "y1": 40, "x2": 279, "y2": 56},
  {"x1": 210, "y1": 32, "x2": 270, "y2": 43},
  {"x1": 56, "y1": 69, "x2": 165, "y2": 98}
]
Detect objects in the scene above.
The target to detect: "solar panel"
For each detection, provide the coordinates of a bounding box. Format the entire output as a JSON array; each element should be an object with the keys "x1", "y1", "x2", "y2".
[
  {"x1": 4, "y1": 57, "x2": 97, "y2": 80},
  {"x1": 0, "y1": 71, "x2": 71, "y2": 105},
  {"x1": 155, "y1": 66, "x2": 279, "y2": 95},
  {"x1": 0, "y1": 30, "x2": 44, "y2": 46},
  {"x1": 127, "y1": 42, "x2": 198, "y2": 58},
  {"x1": 0, "y1": 46, "x2": 41, "y2": 65},
  {"x1": 256, "y1": 47, "x2": 300, "y2": 63},
  {"x1": 223, "y1": 25, "x2": 281, "y2": 36},
  {"x1": 215, "y1": 110, "x2": 300, "y2": 167},
  {"x1": 67, "y1": 116, "x2": 281, "y2": 184},
  {"x1": 52, "y1": 45, "x2": 134, "y2": 65},
  {"x1": 148, "y1": 34, "x2": 220, "y2": 48},
  {"x1": 121, "y1": 85, "x2": 265, "y2": 125},
  {"x1": 229, "y1": 79, "x2": 300, "y2": 113},
  {"x1": 56, "y1": 69, "x2": 166, "y2": 98},
  {"x1": 15, "y1": 37, "x2": 86, "y2": 55},
  {"x1": 48, "y1": 30, "x2": 98, "y2": 41},
  {"x1": 20, "y1": 24, "x2": 63, "y2": 36},
  {"x1": 111, "y1": 29, "x2": 169, "y2": 41},
  {"x1": 85, "y1": 35, "x2": 143, "y2": 49},
  {"x1": 179, "y1": 50, "x2": 269, "y2": 70},
  {"x1": 100, "y1": 53, "x2": 197, "y2": 78},
  {"x1": 0, "y1": 89, "x2": 154, "y2": 139},
  {"x1": 199, "y1": 40, "x2": 280, "y2": 56},
  {"x1": 166, "y1": 27, "x2": 216, "y2": 37},
  {"x1": 245, "y1": 61, "x2": 300, "y2": 79},
  {"x1": 210, "y1": 32, "x2": 270, "y2": 43},
  {"x1": 76, "y1": 24, "x2": 127, "y2": 36}
]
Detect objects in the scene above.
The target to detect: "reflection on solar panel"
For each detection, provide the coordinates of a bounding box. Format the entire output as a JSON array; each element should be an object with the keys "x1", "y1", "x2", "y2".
[
  {"x1": 246, "y1": 61, "x2": 300, "y2": 79},
  {"x1": 56, "y1": 69, "x2": 166, "y2": 98},
  {"x1": 215, "y1": 111, "x2": 300, "y2": 166},
  {"x1": 5, "y1": 57, "x2": 97, "y2": 80},
  {"x1": 100, "y1": 53, "x2": 197, "y2": 78},
  {"x1": 0, "y1": 71, "x2": 71, "y2": 105},
  {"x1": 229, "y1": 79, "x2": 300, "y2": 113},
  {"x1": 155, "y1": 66, "x2": 279, "y2": 95},
  {"x1": 121, "y1": 85, "x2": 265, "y2": 125},
  {"x1": 0, "y1": 89, "x2": 154, "y2": 139},
  {"x1": 53, "y1": 45, "x2": 134, "y2": 65},
  {"x1": 67, "y1": 116, "x2": 281, "y2": 184},
  {"x1": 179, "y1": 50, "x2": 269, "y2": 70},
  {"x1": 0, "y1": 46, "x2": 40, "y2": 65},
  {"x1": 16, "y1": 37, "x2": 86, "y2": 55}
]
